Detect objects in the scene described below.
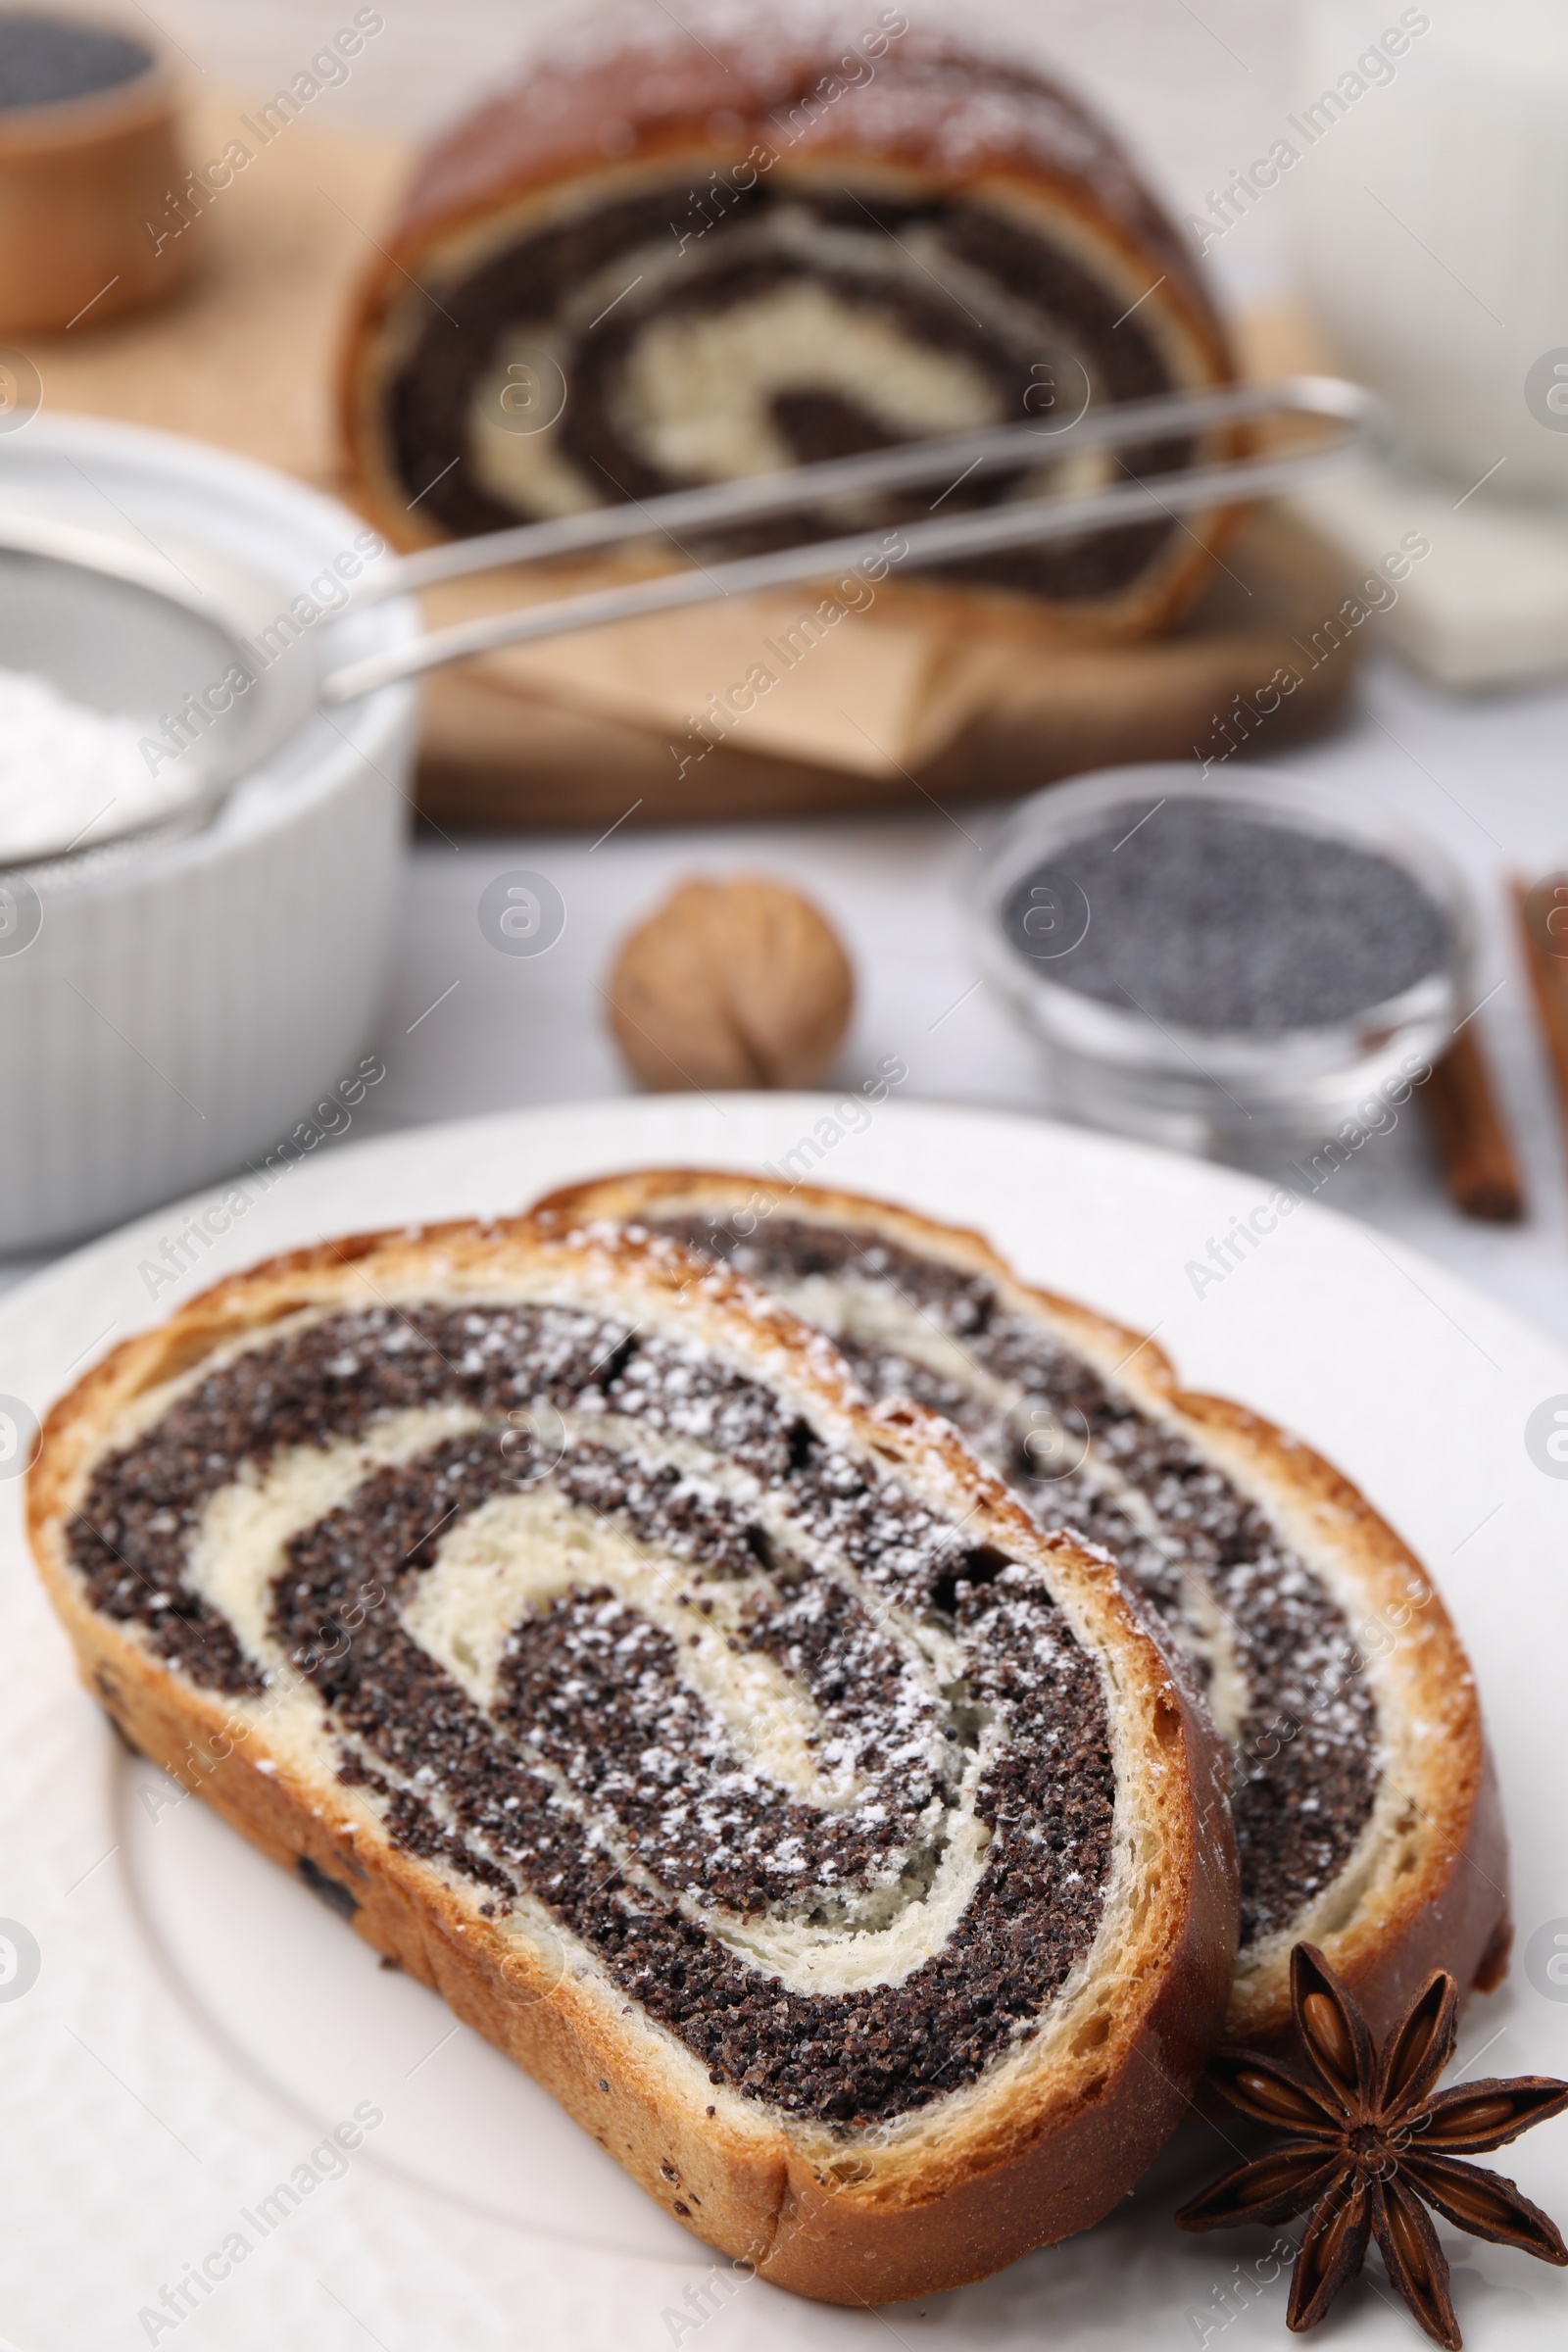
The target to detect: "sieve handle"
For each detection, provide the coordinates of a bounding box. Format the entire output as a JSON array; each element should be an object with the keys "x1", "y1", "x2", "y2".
[
  {"x1": 351, "y1": 374, "x2": 1385, "y2": 606},
  {"x1": 320, "y1": 377, "x2": 1388, "y2": 706}
]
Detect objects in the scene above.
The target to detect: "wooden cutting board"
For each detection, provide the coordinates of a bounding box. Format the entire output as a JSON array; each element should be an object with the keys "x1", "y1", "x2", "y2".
[{"x1": 24, "y1": 97, "x2": 1359, "y2": 826}]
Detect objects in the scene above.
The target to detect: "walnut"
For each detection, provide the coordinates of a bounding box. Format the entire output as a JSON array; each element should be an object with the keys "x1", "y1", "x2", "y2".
[{"x1": 605, "y1": 875, "x2": 854, "y2": 1091}]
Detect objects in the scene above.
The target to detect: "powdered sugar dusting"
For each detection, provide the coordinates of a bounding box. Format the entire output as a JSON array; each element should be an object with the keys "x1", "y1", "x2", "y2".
[{"x1": 72, "y1": 1283, "x2": 1121, "y2": 2125}]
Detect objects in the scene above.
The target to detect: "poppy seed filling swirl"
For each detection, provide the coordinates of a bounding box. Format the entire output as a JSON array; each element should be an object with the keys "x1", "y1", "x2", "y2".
[
  {"x1": 385, "y1": 174, "x2": 1192, "y2": 596},
  {"x1": 651, "y1": 1214, "x2": 1382, "y2": 1955},
  {"x1": 69, "y1": 1302, "x2": 1116, "y2": 2126}
]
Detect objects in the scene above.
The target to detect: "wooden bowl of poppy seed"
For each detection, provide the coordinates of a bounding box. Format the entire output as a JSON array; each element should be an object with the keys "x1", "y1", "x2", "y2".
[{"x1": 0, "y1": 8, "x2": 191, "y2": 337}]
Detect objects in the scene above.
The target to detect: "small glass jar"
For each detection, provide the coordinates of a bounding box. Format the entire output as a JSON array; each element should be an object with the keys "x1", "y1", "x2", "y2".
[{"x1": 969, "y1": 763, "x2": 1473, "y2": 1156}]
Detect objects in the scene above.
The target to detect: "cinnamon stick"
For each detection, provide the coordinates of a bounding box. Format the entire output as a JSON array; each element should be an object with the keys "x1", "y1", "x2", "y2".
[
  {"x1": 1422, "y1": 1024, "x2": 1527, "y2": 1222},
  {"x1": 1513, "y1": 874, "x2": 1568, "y2": 1167}
]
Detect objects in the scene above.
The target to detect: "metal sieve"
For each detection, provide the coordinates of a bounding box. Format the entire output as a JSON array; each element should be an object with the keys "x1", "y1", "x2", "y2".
[{"x1": 0, "y1": 375, "x2": 1385, "y2": 875}]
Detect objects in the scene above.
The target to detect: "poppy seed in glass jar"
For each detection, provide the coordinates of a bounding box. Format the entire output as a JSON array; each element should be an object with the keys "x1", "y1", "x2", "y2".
[{"x1": 1002, "y1": 804, "x2": 1453, "y2": 1033}]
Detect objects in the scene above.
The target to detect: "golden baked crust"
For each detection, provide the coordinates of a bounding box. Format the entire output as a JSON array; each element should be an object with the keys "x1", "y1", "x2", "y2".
[
  {"x1": 533, "y1": 1170, "x2": 1511, "y2": 2058},
  {"x1": 337, "y1": 9, "x2": 1242, "y2": 644},
  {"x1": 28, "y1": 1214, "x2": 1238, "y2": 2304}
]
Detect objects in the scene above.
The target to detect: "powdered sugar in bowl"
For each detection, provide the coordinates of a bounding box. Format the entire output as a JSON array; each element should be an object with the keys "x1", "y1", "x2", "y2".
[
  {"x1": 0, "y1": 416, "x2": 419, "y2": 1250},
  {"x1": 970, "y1": 764, "x2": 1471, "y2": 1155},
  {"x1": 0, "y1": 670, "x2": 202, "y2": 864}
]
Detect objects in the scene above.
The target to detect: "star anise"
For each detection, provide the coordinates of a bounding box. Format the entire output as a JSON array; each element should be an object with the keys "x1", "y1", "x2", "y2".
[{"x1": 1176, "y1": 1942, "x2": 1568, "y2": 2348}]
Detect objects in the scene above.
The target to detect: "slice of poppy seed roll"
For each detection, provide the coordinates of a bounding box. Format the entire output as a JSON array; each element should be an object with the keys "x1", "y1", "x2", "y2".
[
  {"x1": 338, "y1": 2, "x2": 1241, "y2": 638},
  {"x1": 533, "y1": 1171, "x2": 1511, "y2": 2057},
  {"x1": 28, "y1": 1216, "x2": 1236, "y2": 2306}
]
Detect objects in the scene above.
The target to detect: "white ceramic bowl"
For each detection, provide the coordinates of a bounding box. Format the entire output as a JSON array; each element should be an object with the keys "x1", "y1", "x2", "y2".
[{"x1": 0, "y1": 416, "x2": 420, "y2": 1250}]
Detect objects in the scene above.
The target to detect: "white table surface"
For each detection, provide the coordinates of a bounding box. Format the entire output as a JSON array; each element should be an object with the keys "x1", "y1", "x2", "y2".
[
  {"x1": 5, "y1": 663, "x2": 1567, "y2": 1346},
  {"x1": 322, "y1": 645, "x2": 1568, "y2": 1348}
]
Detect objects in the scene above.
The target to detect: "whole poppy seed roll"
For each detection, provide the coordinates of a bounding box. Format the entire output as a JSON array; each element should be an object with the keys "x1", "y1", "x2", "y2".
[{"x1": 338, "y1": 1, "x2": 1242, "y2": 640}]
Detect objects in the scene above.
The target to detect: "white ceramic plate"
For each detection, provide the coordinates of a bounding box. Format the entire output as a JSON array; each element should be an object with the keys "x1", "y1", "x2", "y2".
[{"x1": 2, "y1": 1096, "x2": 1565, "y2": 2352}]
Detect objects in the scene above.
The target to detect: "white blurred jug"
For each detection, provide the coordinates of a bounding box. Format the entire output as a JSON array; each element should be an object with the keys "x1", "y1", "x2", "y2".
[{"x1": 1291, "y1": 0, "x2": 1568, "y2": 496}]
